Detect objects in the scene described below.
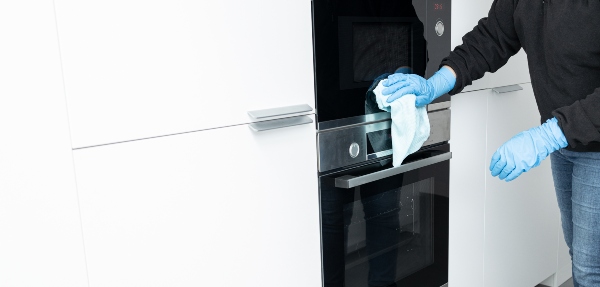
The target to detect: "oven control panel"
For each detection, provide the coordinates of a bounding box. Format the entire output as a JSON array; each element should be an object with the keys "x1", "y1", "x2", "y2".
[
  {"x1": 317, "y1": 109, "x2": 451, "y2": 173},
  {"x1": 426, "y1": 0, "x2": 451, "y2": 78}
]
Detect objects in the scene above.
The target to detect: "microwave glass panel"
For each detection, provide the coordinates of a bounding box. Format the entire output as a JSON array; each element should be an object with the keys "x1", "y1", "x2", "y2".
[{"x1": 353, "y1": 22, "x2": 412, "y2": 83}]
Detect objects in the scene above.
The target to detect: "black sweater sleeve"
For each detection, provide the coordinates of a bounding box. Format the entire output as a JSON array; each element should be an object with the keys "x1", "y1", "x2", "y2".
[
  {"x1": 440, "y1": 0, "x2": 521, "y2": 94},
  {"x1": 552, "y1": 88, "x2": 600, "y2": 150}
]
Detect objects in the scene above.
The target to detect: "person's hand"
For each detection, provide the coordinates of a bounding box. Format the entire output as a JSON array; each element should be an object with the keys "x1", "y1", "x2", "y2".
[
  {"x1": 382, "y1": 66, "x2": 456, "y2": 107},
  {"x1": 368, "y1": 73, "x2": 392, "y2": 92},
  {"x1": 490, "y1": 118, "x2": 568, "y2": 182}
]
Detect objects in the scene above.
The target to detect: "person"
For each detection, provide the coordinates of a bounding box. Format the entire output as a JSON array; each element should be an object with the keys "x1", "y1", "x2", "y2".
[{"x1": 380, "y1": 1, "x2": 600, "y2": 286}]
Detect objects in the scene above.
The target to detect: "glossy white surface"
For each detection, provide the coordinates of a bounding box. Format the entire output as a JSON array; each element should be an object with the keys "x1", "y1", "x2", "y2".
[
  {"x1": 0, "y1": 1, "x2": 88, "y2": 285},
  {"x1": 450, "y1": 84, "x2": 566, "y2": 287},
  {"x1": 449, "y1": 89, "x2": 488, "y2": 287},
  {"x1": 54, "y1": 0, "x2": 315, "y2": 148},
  {"x1": 72, "y1": 116, "x2": 320, "y2": 287},
  {"x1": 484, "y1": 84, "x2": 559, "y2": 287},
  {"x1": 451, "y1": 0, "x2": 530, "y2": 92}
]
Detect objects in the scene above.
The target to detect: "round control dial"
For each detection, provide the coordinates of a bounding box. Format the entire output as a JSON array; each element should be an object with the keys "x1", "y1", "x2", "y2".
[
  {"x1": 435, "y1": 20, "x2": 445, "y2": 36},
  {"x1": 349, "y1": 142, "x2": 360, "y2": 158}
]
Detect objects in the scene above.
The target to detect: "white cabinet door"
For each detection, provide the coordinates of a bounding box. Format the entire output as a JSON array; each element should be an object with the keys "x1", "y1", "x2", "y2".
[
  {"x1": 449, "y1": 89, "x2": 488, "y2": 287},
  {"x1": 451, "y1": 0, "x2": 530, "y2": 92},
  {"x1": 72, "y1": 116, "x2": 321, "y2": 287},
  {"x1": 556, "y1": 218, "x2": 573, "y2": 286},
  {"x1": 55, "y1": 0, "x2": 315, "y2": 149},
  {"x1": 484, "y1": 84, "x2": 560, "y2": 287},
  {"x1": 0, "y1": 0, "x2": 88, "y2": 285}
]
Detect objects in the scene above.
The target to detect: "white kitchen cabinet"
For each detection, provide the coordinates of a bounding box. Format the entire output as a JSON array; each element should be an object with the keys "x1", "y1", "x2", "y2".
[
  {"x1": 451, "y1": 0, "x2": 530, "y2": 92},
  {"x1": 72, "y1": 116, "x2": 321, "y2": 287},
  {"x1": 448, "y1": 89, "x2": 488, "y2": 287},
  {"x1": 54, "y1": 0, "x2": 315, "y2": 149},
  {"x1": 484, "y1": 83, "x2": 559, "y2": 287},
  {"x1": 450, "y1": 84, "x2": 562, "y2": 287},
  {"x1": 0, "y1": 0, "x2": 88, "y2": 285}
]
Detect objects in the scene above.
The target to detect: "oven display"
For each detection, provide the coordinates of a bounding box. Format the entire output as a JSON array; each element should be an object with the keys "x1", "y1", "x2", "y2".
[{"x1": 434, "y1": 3, "x2": 443, "y2": 10}]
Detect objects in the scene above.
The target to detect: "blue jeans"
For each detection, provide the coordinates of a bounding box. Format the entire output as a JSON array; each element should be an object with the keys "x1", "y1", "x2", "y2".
[{"x1": 551, "y1": 149, "x2": 600, "y2": 287}]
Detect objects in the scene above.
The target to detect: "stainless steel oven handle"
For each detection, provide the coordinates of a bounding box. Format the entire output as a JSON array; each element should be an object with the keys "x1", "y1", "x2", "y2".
[
  {"x1": 334, "y1": 152, "x2": 452, "y2": 189},
  {"x1": 249, "y1": 115, "x2": 313, "y2": 132}
]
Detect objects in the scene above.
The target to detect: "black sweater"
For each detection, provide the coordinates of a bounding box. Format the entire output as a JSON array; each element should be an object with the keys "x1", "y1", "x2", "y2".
[{"x1": 441, "y1": 0, "x2": 600, "y2": 152}]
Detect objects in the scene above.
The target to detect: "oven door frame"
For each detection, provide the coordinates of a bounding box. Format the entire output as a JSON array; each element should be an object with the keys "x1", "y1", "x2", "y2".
[{"x1": 319, "y1": 143, "x2": 450, "y2": 287}]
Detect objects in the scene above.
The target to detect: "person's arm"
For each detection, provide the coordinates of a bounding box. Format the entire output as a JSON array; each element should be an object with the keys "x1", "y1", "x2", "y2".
[
  {"x1": 443, "y1": 66, "x2": 456, "y2": 78},
  {"x1": 552, "y1": 88, "x2": 600, "y2": 149},
  {"x1": 382, "y1": 0, "x2": 520, "y2": 106},
  {"x1": 490, "y1": 118, "x2": 567, "y2": 182},
  {"x1": 441, "y1": 0, "x2": 521, "y2": 95}
]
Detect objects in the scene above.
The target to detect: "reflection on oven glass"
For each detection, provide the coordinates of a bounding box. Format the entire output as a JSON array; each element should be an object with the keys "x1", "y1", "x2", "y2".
[
  {"x1": 366, "y1": 128, "x2": 392, "y2": 155},
  {"x1": 353, "y1": 22, "x2": 412, "y2": 83},
  {"x1": 342, "y1": 178, "x2": 434, "y2": 287}
]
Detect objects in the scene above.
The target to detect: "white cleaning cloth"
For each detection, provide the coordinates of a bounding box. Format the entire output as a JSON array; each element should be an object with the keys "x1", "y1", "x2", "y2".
[{"x1": 372, "y1": 80, "x2": 430, "y2": 167}]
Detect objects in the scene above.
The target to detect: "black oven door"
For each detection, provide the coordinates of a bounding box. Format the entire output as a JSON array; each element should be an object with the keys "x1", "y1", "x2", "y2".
[
  {"x1": 312, "y1": 0, "x2": 451, "y2": 123},
  {"x1": 319, "y1": 144, "x2": 450, "y2": 287}
]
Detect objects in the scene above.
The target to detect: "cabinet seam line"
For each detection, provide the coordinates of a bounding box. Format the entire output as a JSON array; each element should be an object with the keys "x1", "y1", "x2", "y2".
[
  {"x1": 52, "y1": 1, "x2": 91, "y2": 286},
  {"x1": 483, "y1": 90, "x2": 489, "y2": 286}
]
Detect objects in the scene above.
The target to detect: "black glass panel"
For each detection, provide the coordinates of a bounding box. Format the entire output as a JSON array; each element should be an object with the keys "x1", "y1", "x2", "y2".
[
  {"x1": 366, "y1": 128, "x2": 392, "y2": 154},
  {"x1": 320, "y1": 144, "x2": 450, "y2": 287},
  {"x1": 353, "y1": 22, "x2": 412, "y2": 83},
  {"x1": 343, "y1": 178, "x2": 435, "y2": 287},
  {"x1": 312, "y1": 0, "x2": 428, "y2": 123},
  {"x1": 312, "y1": 0, "x2": 451, "y2": 123}
]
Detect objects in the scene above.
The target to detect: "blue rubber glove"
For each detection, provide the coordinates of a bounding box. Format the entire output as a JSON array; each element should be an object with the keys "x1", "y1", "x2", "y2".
[
  {"x1": 490, "y1": 117, "x2": 568, "y2": 182},
  {"x1": 382, "y1": 66, "x2": 456, "y2": 107}
]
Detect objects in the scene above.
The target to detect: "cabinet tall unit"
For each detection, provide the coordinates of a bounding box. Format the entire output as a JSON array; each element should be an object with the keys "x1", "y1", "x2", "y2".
[
  {"x1": 449, "y1": 0, "x2": 571, "y2": 286},
  {"x1": 53, "y1": 0, "x2": 322, "y2": 286}
]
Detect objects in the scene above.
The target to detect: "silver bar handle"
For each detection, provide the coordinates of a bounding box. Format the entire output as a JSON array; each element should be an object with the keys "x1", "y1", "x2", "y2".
[
  {"x1": 249, "y1": 115, "x2": 313, "y2": 132},
  {"x1": 492, "y1": 84, "x2": 523, "y2": 94},
  {"x1": 335, "y1": 152, "x2": 452, "y2": 189},
  {"x1": 247, "y1": 104, "x2": 313, "y2": 119}
]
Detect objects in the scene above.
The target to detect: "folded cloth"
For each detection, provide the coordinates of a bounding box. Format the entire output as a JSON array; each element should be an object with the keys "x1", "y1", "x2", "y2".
[{"x1": 370, "y1": 79, "x2": 430, "y2": 167}]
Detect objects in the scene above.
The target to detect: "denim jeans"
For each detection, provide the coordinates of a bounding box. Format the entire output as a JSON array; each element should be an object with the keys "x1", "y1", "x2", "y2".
[{"x1": 551, "y1": 149, "x2": 600, "y2": 287}]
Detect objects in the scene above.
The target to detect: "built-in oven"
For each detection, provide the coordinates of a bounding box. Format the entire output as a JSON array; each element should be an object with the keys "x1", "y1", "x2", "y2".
[
  {"x1": 317, "y1": 111, "x2": 450, "y2": 287},
  {"x1": 313, "y1": 1, "x2": 452, "y2": 286}
]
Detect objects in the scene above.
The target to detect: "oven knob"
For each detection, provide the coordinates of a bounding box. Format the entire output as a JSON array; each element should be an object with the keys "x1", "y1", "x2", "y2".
[
  {"x1": 435, "y1": 20, "x2": 445, "y2": 36},
  {"x1": 349, "y1": 142, "x2": 360, "y2": 158}
]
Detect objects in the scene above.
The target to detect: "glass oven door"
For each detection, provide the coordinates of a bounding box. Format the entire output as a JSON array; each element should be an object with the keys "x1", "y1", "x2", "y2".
[{"x1": 319, "y1": 144, "x2": 450, "y2": 287}]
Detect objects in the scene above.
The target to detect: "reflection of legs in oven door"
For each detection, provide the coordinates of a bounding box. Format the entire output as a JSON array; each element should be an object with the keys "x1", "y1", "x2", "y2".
[
  {"x1": 321, "y1": 186, "x2": 351, "y2": 287},
  {"x1": 362, "y1": 188, "x2": 401, "y2": 287}
]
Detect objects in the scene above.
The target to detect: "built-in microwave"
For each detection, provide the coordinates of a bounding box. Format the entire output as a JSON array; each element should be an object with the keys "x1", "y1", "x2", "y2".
[{"x1": 312, "y1": 0, "x2": 451, "y2": 123}]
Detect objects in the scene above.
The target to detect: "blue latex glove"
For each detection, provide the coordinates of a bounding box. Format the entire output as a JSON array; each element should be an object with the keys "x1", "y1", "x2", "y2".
[
  {"x1": 382, "y1": 66, "x2": 456, "y2": 107},
  {"x1": 490, "y1": 117, "x2": 568, "y2": 182}
]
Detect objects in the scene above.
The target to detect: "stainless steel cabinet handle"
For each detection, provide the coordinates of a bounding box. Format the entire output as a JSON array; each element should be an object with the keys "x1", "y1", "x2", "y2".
[
  {"x1": 249, "y1": 115, "x2": 313, "y2": 132},
  {"x1": 334, "y1": 152, "x2": 452, "y2": 188},
  {"x1": 247, "y1": 104, "x2": 313, "y2": 119},
  {"x1": 492, "y1": 84, "x2": 523, "y2": 94}
]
